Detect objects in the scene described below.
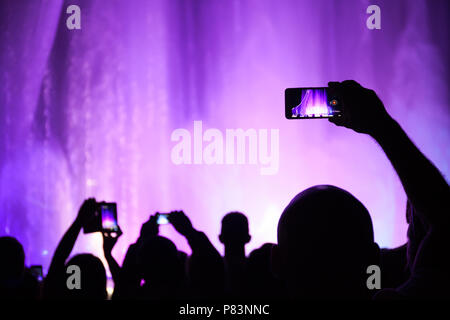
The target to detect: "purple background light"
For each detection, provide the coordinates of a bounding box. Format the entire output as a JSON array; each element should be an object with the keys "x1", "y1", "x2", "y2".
[{"x1": 0, "y1": 0, "x2": 449, "y2": 274}]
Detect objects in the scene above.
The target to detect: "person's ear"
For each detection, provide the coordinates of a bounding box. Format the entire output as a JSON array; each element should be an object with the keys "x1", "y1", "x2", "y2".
[
  {"x1": 271, "y1": 244, "x2": 281, "y2": 278},
  {"x1": 218, "y1": 234, "x2": 224, "y2": 244}
]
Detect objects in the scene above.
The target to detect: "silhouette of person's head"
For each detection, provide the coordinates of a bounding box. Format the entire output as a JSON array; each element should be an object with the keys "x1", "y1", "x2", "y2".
[
  {"x1": 0, "y1": 236, "x2": 25, "y2": 283},
  {"x1": 247, "y1": 243, "x2": 280, "y2": 298},
  {"x1": 219, "y1": 212, "x2": 251, "y2": 252},
  {"x1": 65, "y1": 253, "x2": 107, "y2": 300},
  {"x1": 137, "y1": 236, "x2": 183, "y2": 289},
  {"x1": 248, "y1": 243, "x2": 274, "y2": 274},
  {"x1": 272, "y1": 185, "x2": 379, "y2": 298}
]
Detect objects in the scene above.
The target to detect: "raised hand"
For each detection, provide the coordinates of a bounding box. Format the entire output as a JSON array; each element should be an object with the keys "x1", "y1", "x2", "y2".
[
  {"x1": 75, "y1": 198, "x2": 97, "y2": 226},
  {"x1": 47, "y1": 198, "x2": 96, "y2": 279},
  {"x1": 139, "y1": 214, "x2": 159, "y2": 242},
  {"x1": 103, "y1": 227, "x2": 123, "y2": 256},
  {"x1": 169, "y1": 210, "x2": 195, "y2": 237},
  {"x1": 328, "y1": 80, "x2": 391, "y2": 136},
  {"x1": 103, "y1": 227, "x2": 123, "y2": 285}
]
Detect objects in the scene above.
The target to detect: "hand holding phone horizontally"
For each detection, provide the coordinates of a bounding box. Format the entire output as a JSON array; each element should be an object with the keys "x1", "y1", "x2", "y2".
[{"x1": 285, "y1": 87, "x2": 343, "y2": 119}]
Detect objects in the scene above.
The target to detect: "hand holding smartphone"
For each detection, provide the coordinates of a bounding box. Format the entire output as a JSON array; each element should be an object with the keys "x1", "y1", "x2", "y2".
[
  {"x1": 30, "y1": 265, "x2": 44, "y2": 282},
  {"x1": 83, "y1": 200, "x2": 119, "y2": 234}
]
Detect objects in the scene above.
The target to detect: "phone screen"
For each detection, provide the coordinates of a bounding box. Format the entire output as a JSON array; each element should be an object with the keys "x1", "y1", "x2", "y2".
[
  {"x1": 30, "y1": 265, "x2": 43, "y2": 282},
  {"x1": 285, "y1": 87, "x2": 342, "y2": 119},
  {"x1": 157, "y1": 213, "x2": 170, "y2": 225},
  {"x1": 100, "y1": 203, "x2": 119, "y2": 232}
]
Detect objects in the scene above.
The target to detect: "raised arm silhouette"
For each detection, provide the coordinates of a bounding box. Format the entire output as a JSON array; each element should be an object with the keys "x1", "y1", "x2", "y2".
[
  {"x1": 328, "y1": 80, "x2": 450, "y2": 298},
  {"x1": 44, "y1": 199, "x2": 107, "y2": 300}
]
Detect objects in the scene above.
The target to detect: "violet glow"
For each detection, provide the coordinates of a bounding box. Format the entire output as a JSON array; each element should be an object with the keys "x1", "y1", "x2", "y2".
[
  {"x1": 292, "y1": 88, "x2": 331, "y2": 117},
  {"x1": 101, "y1": 208, "x2": 117, "y2": 231},
  {"x1": 0, "y1": 0, "x2": 448, "y2": 274},
  {"x1": 102, "y1": 218, "x2": 117, "y2": 230}
]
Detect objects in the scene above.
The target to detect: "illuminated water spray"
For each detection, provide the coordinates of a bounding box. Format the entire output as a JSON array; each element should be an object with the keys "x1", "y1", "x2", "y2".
[{"x1": 292, "y1": 89, "x2": 330, "y2": 117}]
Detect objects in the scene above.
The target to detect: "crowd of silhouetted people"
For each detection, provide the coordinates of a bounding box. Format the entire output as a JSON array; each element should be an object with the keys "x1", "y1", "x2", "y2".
[{"x1": 0, "y1": 81, "x2": 449, "y2": 300}]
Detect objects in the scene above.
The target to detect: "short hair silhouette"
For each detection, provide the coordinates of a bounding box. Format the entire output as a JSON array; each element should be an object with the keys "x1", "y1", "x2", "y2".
[
  {"x1": 247, "y1": 243, "x2": 280, "y2": 298},
  {"x1": 65, "y1": 253, "x2": 107, "y2": 300},
  {"x1": 137, "y1": 236, "x2": 183, "y2": 287},
  {"x1": 219, "y1": 212, "x2": 251, "y2": 246},
  {"x1": 274, "y1": 185, "x2": 379, "y2": 298}
]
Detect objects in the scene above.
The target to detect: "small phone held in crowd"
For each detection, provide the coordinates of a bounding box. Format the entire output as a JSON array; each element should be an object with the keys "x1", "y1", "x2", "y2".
[
  {"x1": 83, "y1": 201, "x2": 119, "y2": 234},
  {"x1": 30, "y1": 265, "x2": 43, "y2": 282},
  {"x1": 157, "y1": 213, "x2": 170, "y2": 225},
  {"x1": 285, "y1": 87, "x2": 343, "y2": 119}
]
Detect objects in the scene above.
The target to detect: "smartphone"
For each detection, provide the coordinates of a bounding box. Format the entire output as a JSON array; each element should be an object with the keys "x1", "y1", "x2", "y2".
[
  {"x1": 285, "y1": 87, "x2": 343, "y2": 119},
  {"x1": 157, "y1": 213, "x2": 170, "y2": 225},
  {"x1": 30, "y1": 265, "x2": 43, "y2": 282},
  {"x1": 100, "y1": 202, "x2": 119, "y2": 233}
]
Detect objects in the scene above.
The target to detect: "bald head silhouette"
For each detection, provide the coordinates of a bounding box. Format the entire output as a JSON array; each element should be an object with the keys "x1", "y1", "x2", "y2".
[{"x1": 273, "y1": 185, "x2": 379, "y2": 298}]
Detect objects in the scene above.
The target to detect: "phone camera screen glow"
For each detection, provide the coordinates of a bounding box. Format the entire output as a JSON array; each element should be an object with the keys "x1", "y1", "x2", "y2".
[
  {"x1": 101, "y1": 205, "x2": 118, "y2": 231},
  {"x1": 157, "y1": 214, "x2": 169, "y2": 225}
]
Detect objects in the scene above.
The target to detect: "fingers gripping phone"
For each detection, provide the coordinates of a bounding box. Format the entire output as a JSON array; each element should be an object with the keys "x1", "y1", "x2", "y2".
[
  {"x1": 83, "y1": 201, "x2": 119, "y2": 234},
  {"x1": 285, "y1": 87, "x2": 343, "y2": 119}
]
